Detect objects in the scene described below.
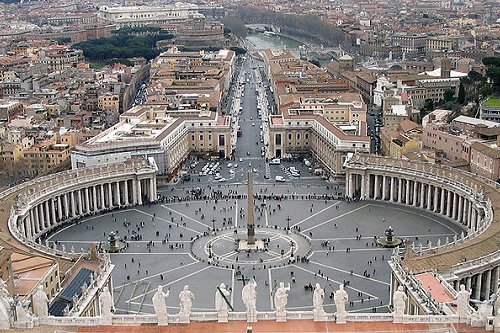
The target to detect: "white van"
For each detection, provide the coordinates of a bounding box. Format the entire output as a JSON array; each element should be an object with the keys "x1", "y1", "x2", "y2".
[
  {"x1": 275, "y1": 176, "x2": 285, "y2": 182},
  {"x1": 270, "y1": 158, "x2": 281, "y2": 165}
]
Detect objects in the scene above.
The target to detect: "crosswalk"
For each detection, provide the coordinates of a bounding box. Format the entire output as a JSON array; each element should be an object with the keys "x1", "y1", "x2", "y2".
[{"x1": 265, "y1": 163, "x2": 271, "y2": 178}]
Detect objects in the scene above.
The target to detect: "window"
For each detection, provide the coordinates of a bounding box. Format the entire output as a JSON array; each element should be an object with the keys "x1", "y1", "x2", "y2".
[{"x1": 275, "y1": 134, "x2": 282, "y2": 145}]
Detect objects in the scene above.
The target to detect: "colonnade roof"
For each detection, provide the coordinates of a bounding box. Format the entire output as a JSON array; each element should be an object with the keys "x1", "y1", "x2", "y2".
[{"x1": 347, "y1": 154, "x2": 500, "y2": 274}]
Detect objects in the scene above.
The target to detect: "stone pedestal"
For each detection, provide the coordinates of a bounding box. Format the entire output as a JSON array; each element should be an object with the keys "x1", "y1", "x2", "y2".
[
  {"x1": 179, "y1": 313, "x2": 190, "y2": 324},
  {"x1": 275, "y1": 311, "x2": 286, "y2": 322},
  {"x1": 0, "y1": 320, "x2": 10, "y2": 330},
  {"x1": 336, "y1": 312, "x2": 347, "y2": 324},
  {"x1": 313, "y1": 309, "x2": 328, "y2": 322},
  {"x1": 217, "y1": 311, "x2": 228, "y2": 323},
  {"x1": 247, "y1": 311, "x2": 257, "y2": 323},
  {"x1": 393, "y1": 314, "x2": 403, "y2": 324},
  {"x1": 100, "y1": 315, "x2": 112, "y2": 325},
  {"x1": 157, "y1": 315, "x2": 168, "y2": 326}
]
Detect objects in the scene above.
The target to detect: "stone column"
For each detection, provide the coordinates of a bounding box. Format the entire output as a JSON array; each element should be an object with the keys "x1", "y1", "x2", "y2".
[
  {"x1": 398, "y1": 178, "x2": 402, "y2": 203},
  {"x1": 411, "y1": 181, "x2": 417, "y2": 206},
  {"x1": 124, "y1": 180, "x2": 129, "y2": 206},
  {"x1": 37, "y1": 204, "x2": 44, "y2": 231},
  {"x1": 92, "y1": 186, "x2": 98, "y2": 211},
  {"x1": 108, "y1": 183, "x2": 113, "y2": 208},
  {"x1": 474, "y1": 272, "x2": 482, "y2": 300},
  {"x1": 405, "y1": 179, "x2": 410, "y2": 204},
  {"x1": 419, "y1": 183, "x2": 425, "y2": 208},
  {"x1": 57, "y1": 196, "x2": 63, "y2": 222},
  {"x1": 84, "y1": 187, "x2": 90, "y2": 214},
  {"x1": 434, "y1": 186, "x2": 439, "y2": 213},
  {"x1": 44, "y1": 201, "x2": 51, "y2": 228},
  {"x1": 50, "y1": 200, "x2": 56, "y2": 226},
  {"x1": 100, "y1": 184, "x2": 105, "y2": 209},
  {"x1": 33, "y1": 206, "x2": 39, "y2": 234},
  {"x1": 390, "y1": 177, "x2": 395, "y2": 202},
  {"x1": 471, "y1": 208, "x2": 477, "y2": 232},
  {"x1": 467, "y1": 202, "x2": 473, "y2": 228},
  {"x1": 466, "y1": 276, "x2": 472, "y2": 291},
  {"x1": 452, "y1": 193, "x2": 458, "y2": 220},
  {"x1": 29, "y1": 209, "x2": 36, "y2": 237},
  {"x1": 484, "y1": 269, "x2": 491, "y2": 300},
  {"x1": 151, "y1": 178, "x2": 157, "y2": 202},
  {"x1": 70, "y1": 191, "x2": 76, "y2": 217},
  {"x1": 132, "y1": 179, "x2": 137, "y2": 205},
  {"x1": 77, "y1": 189, "x2": 83, "y2": 215},
  {"x1": 360, "y1": 174, "x2": 366, "y2": 199},
  {"x1": 137, "y1": 180, "x2": 143, "y2": 205},
  {"x1": 440, "y1": 189, "x2": 446, "y2": 215},
  {"x1": 446, "y1": 191, "x2": 452, "y2": 218},
  {"x1": 374, "y1": 174, "x2": 380, "y2": 199},
  {"x1": 426, "y1": 184, "x2": 432, "y2": 210},
  {"x1": 115, "y1": 181, "x2": 120, "y2": 206},
  {"x1": 458, "y1": 196, "x2": 464, "y2": 223},
  {"x1": 347, "y1": 173, "x2": 353, "y2": 198},
  {"x1": 382, "y1": 176, "x2": 387, "y2": 201},
  {"x1": 492, "y1": 267, "x2": 499, "y2": 295},
  {"x1": 63, "y1": 193, "x2": 69, "y2": 219}
]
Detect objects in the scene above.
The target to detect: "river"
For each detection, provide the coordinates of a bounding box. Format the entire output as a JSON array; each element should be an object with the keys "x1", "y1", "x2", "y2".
[{"x1": 246, "y1": 32, "x2": 332, "y2": 67}]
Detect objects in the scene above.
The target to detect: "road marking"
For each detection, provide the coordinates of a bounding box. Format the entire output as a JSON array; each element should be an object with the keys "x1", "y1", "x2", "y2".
[
  {"x1": 302, "y1": 205, "x2": 369, "y2": 232},
  {"x1": 309, "y1": 260, "x2": 390, "y2": 286},
  {"x1": 291, "y1": 264, "x2": 378, "y2": 299},
  {"x1": 291, "y1": 201, "x2": 339, "y2": 228},
  {"x1": 160, "y1": 205, "x2": 210, "y2": 230},
  {"x1": 122, "y1": 260, "x2": 199, "y2": 289},
  {"x1": 133, "y1": 209, "x2": 202, "y2": 235},
  {"x1": 130, "y1": 266, "x2": 213, "y2": 302}
]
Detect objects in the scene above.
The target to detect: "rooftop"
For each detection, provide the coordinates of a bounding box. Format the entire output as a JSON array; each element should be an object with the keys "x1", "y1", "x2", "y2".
[{"x1": 483, "y1": 96, "x2": 500, "y2": 108}]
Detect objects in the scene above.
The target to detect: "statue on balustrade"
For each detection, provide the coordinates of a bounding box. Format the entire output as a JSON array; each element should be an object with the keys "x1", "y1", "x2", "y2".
[
  {"x1": 152, "y1": 286, "x2": 169, "y2": 325},
  {"x1": 274, "y1": 282, "x2": 290, "y2": 316},
  {"x1": 242, "y1": 280, "x2": 257, "y2": 322},
  {"x1": 313, "y1": 283, "x2": 326, "y2": 315},
  {"x1": 456, "y1": 284, "x2": 471, "y2": 322},
  {"x1": 215, "y1": 283, "x2": 231, "y2": 313},
  {"x1": 32, "y1": 285, "x2": 49, "y2": 319},
  {"x1": 179, "y1": 285, "x2": 194, "y2": 317},
  {"x1": 393, "y1": 286, "x2": 407, "y2": 316},
  {"x1": 0, "y1": 278, "x2": 13, "y2": 329},
  {"x1": 334, "y1": 284, "x2": 348, "y2": 323},
  {"x1": 100, "y1": 285, "x2": 114, "y2": 318}
]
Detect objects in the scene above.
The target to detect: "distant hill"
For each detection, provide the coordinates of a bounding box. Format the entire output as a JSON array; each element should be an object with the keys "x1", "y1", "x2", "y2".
[{"x1": 0, "y1": 0, "x2": 20, "y2": 4}]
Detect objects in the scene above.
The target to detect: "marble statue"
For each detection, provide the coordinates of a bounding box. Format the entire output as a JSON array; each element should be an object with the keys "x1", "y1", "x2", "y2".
[
  {"x1": 215, "y1": 283, "x2": 231, "y2": 313},
  {"x1": 313, "y1": 283, "x2": 325, "y2": 314},
  {"x1": 179, "y1": 285, "x2": 194, "y2": 317},
  {"x1": 334, "y1": 285, "x2": 348, "y2": 323},
  {"x1": 32, "y1": 286, "x2": 49, "y2": 318},
  {"x1": 456, "y1": 284, "x2": 471, "y2": 322},
  {"x1": 215, "y1": 283, "x2": 231, "y2": 322},
  {"x1": 393, "y1": 286, "x2": 407, "y2": 316},
  {"x1": 0, "y1": 278, "x2": 12, "y2": 329},
  {"x1": 100, "y1": 285, "x2": 113, "y2": 318},
  {"x1": 242, "y1": 280, "x2": 257, "y2": 322},
  {"x1": 152, "y1": 286, "x2": 169, "y2": 325},
  {"x1": 274, "y1": 282, "x2": 290, "y2": 316}
]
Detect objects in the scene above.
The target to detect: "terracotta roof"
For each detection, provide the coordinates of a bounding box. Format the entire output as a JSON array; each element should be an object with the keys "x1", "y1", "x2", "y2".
[{"x1": 471, "y1": 142, "x2": 500, "y2": 159}]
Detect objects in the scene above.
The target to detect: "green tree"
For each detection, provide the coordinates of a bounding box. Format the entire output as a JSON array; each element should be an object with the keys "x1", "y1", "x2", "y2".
[
  {"x1": 443, "y1": 89, "x2": 455, "y2": 102},
  {"x1": 457, "y1": 82, "x2": 466, "y2": 104}
]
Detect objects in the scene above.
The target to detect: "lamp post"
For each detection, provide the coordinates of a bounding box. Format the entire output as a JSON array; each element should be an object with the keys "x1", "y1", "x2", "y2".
[
  {"x1": 286, "y1": 216, "x2": 291, "y2": 231},
  {"x1": 211, "y1": 218, "x2": 216, "y2": 232}
]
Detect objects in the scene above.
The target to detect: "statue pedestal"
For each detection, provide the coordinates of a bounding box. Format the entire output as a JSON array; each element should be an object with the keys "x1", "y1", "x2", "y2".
[
  {"x1": 247, "y1": 311, "x2": 257, "y2": 323},
  {"x1": 313, "y1": 310, "x2": 328, "y2": 322},
  {"x1": 336, "y1": 312, "x2": 347, "y2": 324},
  {"x1": 493, "y1": 316, "x2": 500, "y2": 333},
  {"x1": 275, "y1": 311, "x2": 286, "y2": 322},
  {"x1": 393, "y1": 314, "x2": 403, "y2": 323},
  {"x1": 217, "y1": 311, "x2": 228, "y2": 323},
  {"x1": 459, "y1": 315, "x2": 468, "y2": 324},
  {"x1": 179, "y1": 313, "x2": 190, "y2": 324},
  {"x1": 157, "y1": 315, "x2": 168, "y2": 326},
  {"x1": 100, "y1": 315, "x2": 112, "y2": 325},
  {"x1": 0, "y1": 321, "x2": 10, "y2": 330}
]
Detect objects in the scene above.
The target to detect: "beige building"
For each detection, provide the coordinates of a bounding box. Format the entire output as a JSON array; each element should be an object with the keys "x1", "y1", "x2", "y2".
[
  {"x1": 381, "y1": 120, "x2": 422, "y2": 158},
  {"x1": 71, "y1": 105, "x2": 232, "y2": 178},
  {"x1": 470, "y1": 141, "x2": 500, "y2": 181}
]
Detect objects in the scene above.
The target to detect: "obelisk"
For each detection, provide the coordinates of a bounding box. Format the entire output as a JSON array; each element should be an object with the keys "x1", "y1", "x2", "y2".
[{"x1": 247, "y1": 170, "x2": 255, "y2": 245}]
